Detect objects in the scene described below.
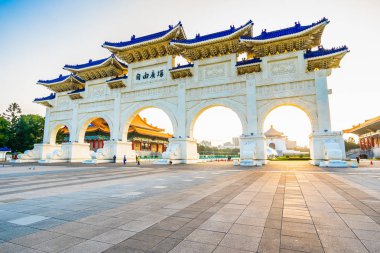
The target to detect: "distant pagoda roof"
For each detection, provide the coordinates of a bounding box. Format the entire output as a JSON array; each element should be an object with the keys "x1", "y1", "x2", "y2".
[
  {"x1": 170, "y1": 20, "x2": 253, "y2": 61},
  {"x1": 63, "y1": 55, "x2": 128, "y2": 81},
  {"x1": 33, "y1": 93, "x2": 56, "y2": 107},
  {"x1": 304, "y1": 46, "x2": 349, "y2": 71},
  {"x1": 102, "y1": 22, "x2": 186, "y2": 63},
  {"x1": 240, "y1": 18, "x2": 329, "y2": 57},
  {"x1": 264, "y1": 125, "x2": 285, "y2": 137},
  {"x1": 344, "y1": 115, "x2": 380, "y2": 136},
  {"x1": 61, "y1": 115, "x2": 172, "y2": 139},
  {"x1": 37, "y1": 74, "x2": 85, "y2": 92}
]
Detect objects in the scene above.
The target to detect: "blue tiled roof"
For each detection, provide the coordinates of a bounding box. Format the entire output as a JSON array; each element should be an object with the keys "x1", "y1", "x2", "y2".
[
  {"x1": 68, "y1": 88, "x2": 85, "y2": 94},
  {"x1": 304, "y1": 46, "x2": 349, "y2": 59},
  {"x1": 34, "y1": 93, "x2": 56, "y2": 102},
  {"x1": 169, "y1": 63, "x2": 194, "y2": 71},
  {"x1": 236, "y1": 58, "x2": 262, "y2": 67},
  {"x1": 64, "y1": 55, "x2": 127, "y2": 71},
  {"x1": 171, "y1": 20, "x2": 253, "y2": 45},
  {"x1": 103, "y1": 22, "x2": 183, "y2": 48},
  {"x1": 241, "y1": 17, "x2": 329, "y2": 41},
  {"x1": 107, "y1": 74, "x2": 128, "y2": 82},
  {"x1": 37, "y1": 74, "x2": 85, "y2": 85},
  {"x1": 0, "y1": 147, "x2": 11, "y2": 152}
]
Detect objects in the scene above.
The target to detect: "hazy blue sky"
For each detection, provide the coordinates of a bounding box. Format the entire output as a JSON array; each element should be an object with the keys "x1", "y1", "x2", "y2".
[{"x1": 0, "y1": 0, "x2": 379, "y2": 146}]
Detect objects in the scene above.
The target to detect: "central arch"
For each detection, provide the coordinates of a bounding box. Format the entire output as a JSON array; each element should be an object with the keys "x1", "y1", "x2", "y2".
[
  {"x1": 186, "y1": 99, "x2": 248, "y2": 138},
  {"x1": 119, "y1": 101, "x2": 178, "y2": 143}
]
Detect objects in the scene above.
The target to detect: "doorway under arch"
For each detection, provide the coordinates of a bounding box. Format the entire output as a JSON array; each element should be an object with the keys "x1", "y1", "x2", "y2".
[
  {"x1": 263, "y1": 105, "x2": 312, "y2": 158},
  {"x1": 191, "y1": 106, "x2": 243, "y2": 160},
  {"x1": 121, "y1": 107, "x2": 175, "y2": 158}
]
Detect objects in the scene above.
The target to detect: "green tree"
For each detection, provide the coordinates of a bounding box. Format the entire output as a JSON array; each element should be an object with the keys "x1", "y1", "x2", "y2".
[
  {"x1": 2, "y1": 103, "x2": 22, "y2": 147},
  {"x1": 0, "y1": 117, "x2": 10, "y2": 147},
  {"x1": 345, "y1": 137, "x2": 359, "y2": 152},
  {"x1": 13, "y1": 115, "x2": 44, "y2": 152},
  {"x1": 2, "y1": 103, "x2": 22, "y2": 125}
]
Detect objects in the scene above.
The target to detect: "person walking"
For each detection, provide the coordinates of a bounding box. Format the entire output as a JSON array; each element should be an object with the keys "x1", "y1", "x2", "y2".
[
  {"x1": 113, "y1": 155, "x2": 116, "y2": 163},
  {"x1": 137, "y1": 156, "x2": 141, "y2": 166},
  {"x1": 123, "y1": 155, "x2": 127, "y2": 166},
  {"x1": 356, "y1": 156, "x2": 360, "y2": 164}
]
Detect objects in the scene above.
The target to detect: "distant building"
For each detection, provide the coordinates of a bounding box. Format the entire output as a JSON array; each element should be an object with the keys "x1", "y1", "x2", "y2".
[
  {"x1": 232, "y1": 137, "x2": 240, "y2": 147},
  {"x1": 264, "y1": 125, "x2": 304, "y2": 156},
  {"x1": 344, "y1": 115, "x2": 380, "y2": 158},
  {"x1": 199, "y1": 140, "x2": 212, "y2": 147}
]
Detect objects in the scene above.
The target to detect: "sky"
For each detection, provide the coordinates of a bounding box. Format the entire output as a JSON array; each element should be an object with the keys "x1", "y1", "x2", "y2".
[{"x1": 0, "y1": 0, "x2": 379, "y2": 147}]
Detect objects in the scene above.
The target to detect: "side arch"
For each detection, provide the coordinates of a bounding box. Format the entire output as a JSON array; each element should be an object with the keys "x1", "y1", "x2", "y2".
[
  {"x1": 186, "y1": 98, "x2": 248, "y2": 138},
  {"x1": 48, "y1": 121, "x2": 73, "y2": 144},
  {"x1": 76, "y1": 112, "x2": 114, "y2": 143},
  {"x1": 119, "y1": 100, "x2": 178, "y2": 142},
  {"x1": 257, "y1": 97, "x2": 318, "y2": 134}
]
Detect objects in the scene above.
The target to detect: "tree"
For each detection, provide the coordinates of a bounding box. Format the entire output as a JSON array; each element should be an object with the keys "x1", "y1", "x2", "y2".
[
  {"x1": 13, "y1": 115, "x2": 44, "y2": 152},
  {"x1": 0, "y1": 117, "x2": 9, "y2": 147},
  {"x1": 2, "y1": 103, "x2": 22, "y2": 125},
  {"x1": 344, "y1": 138, "x2": 359, "y2": 152}
]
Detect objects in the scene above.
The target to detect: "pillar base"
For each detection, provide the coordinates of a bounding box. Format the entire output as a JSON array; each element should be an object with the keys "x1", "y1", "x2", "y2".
[
  {"x1": 13, "y1": 144, "x2": 61, "y2": 163},
  {"x1": 156, "y1": 138, "x2": 199, "y2": 164},
  {"x1": 40, "y1": 143, "x2": 91, "y2": 163},
  {"x1": 86, "y1": 141, "x2": 136, "y2": 163},
  {"x1": 310, "y1": 131, "x2": 346, "y2": 164},
  {"x1": 240, "y1": 135, "x2": 267, "y2": 166}
]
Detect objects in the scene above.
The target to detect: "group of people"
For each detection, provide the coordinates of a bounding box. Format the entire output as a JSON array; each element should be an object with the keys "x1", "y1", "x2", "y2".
[{"x1": 112, "y1": 155, "x2": 141, "y2": 165}]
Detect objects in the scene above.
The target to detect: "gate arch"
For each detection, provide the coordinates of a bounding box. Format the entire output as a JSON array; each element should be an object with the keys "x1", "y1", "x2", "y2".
[
  {"x1": 48, "y1": 122, "x2": 72, "y2": 144},
  {"x1": 119, "y1": 101, "x2": 178, "y2": 142},
  {"x1": 186, "y1": 99, "x2": 248, "y2": 138},
  {"x1": 76, "y1": 112, "x2": 114, "y2": 143},
  {"x1": 257, "y1": 97, "x2": 318, "y2": 135}
]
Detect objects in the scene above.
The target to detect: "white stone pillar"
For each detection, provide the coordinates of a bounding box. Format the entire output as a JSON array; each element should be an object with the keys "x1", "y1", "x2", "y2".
[
  {"x1": 42, "y1": 108, "x2": 50, "y2": 144},
  {"x1": 315, "y1": 70, "x2": 332, "y2": 132},
  {"x1": 246, "y1": 74, "x2": 258, "y2": 135},
  {"x1": 112, "y1": 93, "x2": 121, "y2": 142},
  {"x1": 69, "y1": 103, "x2": 78, "y2": 142}
]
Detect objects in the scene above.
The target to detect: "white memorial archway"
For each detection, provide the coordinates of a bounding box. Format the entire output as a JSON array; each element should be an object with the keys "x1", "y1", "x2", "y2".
[{"x1": 22, "y1": 18, "x2": 348, "y2": 166}]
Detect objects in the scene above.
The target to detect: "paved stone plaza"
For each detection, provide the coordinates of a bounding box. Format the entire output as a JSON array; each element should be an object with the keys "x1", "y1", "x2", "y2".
[{"x1": 0, "y1": 161, "x2": 379, "y2": 253}]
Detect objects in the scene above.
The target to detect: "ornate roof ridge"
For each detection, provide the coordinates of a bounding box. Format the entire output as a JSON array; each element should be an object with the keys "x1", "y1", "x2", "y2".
[
  {"x1": 37, "y1": 74, "x2": 85, "y2": 85},
  {"x1": 169, "y1": 63, "x2": 194, "y2": 71},
  {"x1": 33, "y1": 93, "x2": 56, "y2": 102},
  {"x1": 67, "y1": 88, "x2": 85, "y2": 94},
  {"x1": 236, "y1": 57, "x2": 262, "y2": 67},
  {"x1": 107, "y1": 74, "x2": 128, "y2": 82},
  {"x1": 240, "y1": 17, "x2": 329, "y2": 41},
  {"x1": 304, "y1": 45, "x2": 349, "y2": 59},
  {"x1": 63, "y1": 54, "x2": 127, "y2": 71},
  {"x1": 102, "y1": 22, "x2": 185, "y2": 49},
  {"x1": 170, "y1": 20, "x2": 253, "y2": 45}
]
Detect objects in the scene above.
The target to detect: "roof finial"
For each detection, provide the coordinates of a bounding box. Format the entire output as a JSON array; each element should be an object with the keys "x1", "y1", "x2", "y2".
[
  {"x1": 131, "y1": 35, "x2": 135, "y2": 40},
  {"x1": 89, "y1": 59, "x2": 92, "y2": 63},
  {"x1": 230, "y1": 25, "x2": 235, "y2": 30},
  {"x1": 59, "y1": 74, "x2": 63, "y2": 78},
  {"x1": 169, "y1": 25, "x2": 173, "y2": 29},
  {"x1": 196, "y1": 33, "x2": 200, "y2": 38},
  {"x1": 262, "y1": 29, "x2": 267, "y2": 34}
]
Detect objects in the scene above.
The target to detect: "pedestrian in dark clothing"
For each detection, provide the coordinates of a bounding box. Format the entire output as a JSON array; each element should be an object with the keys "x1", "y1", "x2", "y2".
[
  {"x1": 356, "y1": 156, "x2": 360, "y2": 164},
  {"x1": 135, "y1": 155, "x2": 138, "y2": 163},
  {"x1": 113, "y1": 155, "x2": 116, "y2": 163},
  {"x1": 137, "y1": 156, "x2": 141, "y2": 166},
  {"x1": 123, "y1": 155, "x2": 127, "y2": 165}
]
